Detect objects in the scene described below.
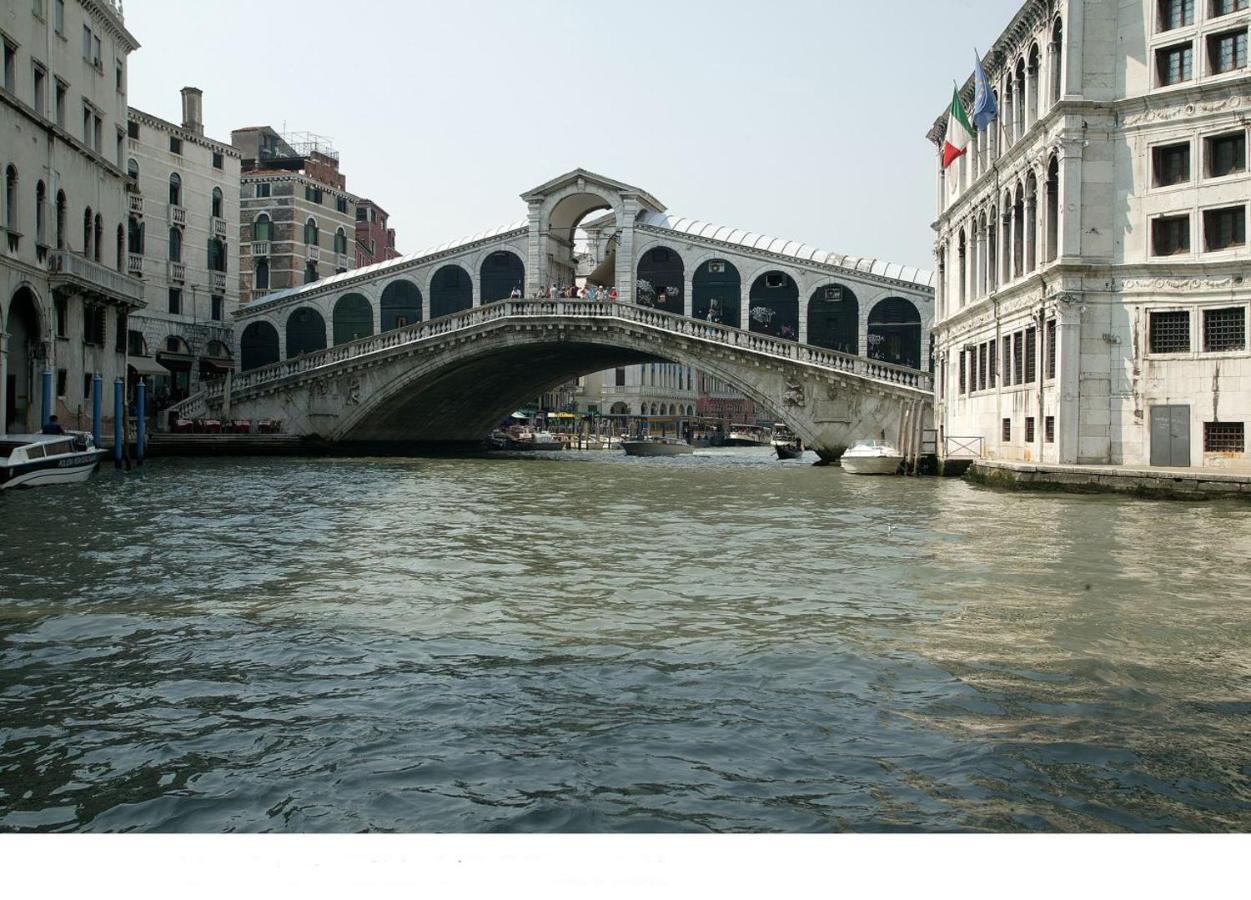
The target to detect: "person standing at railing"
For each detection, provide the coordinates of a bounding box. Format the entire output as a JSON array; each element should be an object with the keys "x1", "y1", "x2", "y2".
[{"x1": 510, "y1": 285, "x2": 522, "y2": 299}]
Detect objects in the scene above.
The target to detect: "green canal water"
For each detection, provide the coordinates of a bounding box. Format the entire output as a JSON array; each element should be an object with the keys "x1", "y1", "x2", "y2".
[{"x1": 1, "y1": 449, "x2": 1249, "y2": 832}]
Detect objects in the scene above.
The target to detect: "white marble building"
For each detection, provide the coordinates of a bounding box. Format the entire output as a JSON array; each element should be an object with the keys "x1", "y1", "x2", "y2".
[
  {"x1": 126, "y1": 88, "x2": 241, "y2": 398},
  {"x1": 2, "y1": 0, "x2": 143, "y2": 435},
  {"x1": 930, "y1": 0, "x2": 1251, "y2": 468}
]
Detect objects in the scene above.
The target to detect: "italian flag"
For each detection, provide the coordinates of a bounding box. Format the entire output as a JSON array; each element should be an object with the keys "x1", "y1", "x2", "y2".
[{"x1": 942, "y1": 86, "x2": 974, "y2": 169}]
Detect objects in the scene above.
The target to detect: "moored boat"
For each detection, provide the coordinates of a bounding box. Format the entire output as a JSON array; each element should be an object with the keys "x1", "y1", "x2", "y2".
[
  {"x1": 622, "y1": 436, "x2": 695, "y2": 457},
  {"x1": 1, "y1": 432, "x2": 109, "y2": 490},
  {"x1": 506, "y1": 429, "x2": 565, "y2": 452},
  {"x1": 840, "y1": 440, "x2": 904, "y2": 476},
  {"x1": 723, "y1": 424, "x2": 770, "y2": 447}
]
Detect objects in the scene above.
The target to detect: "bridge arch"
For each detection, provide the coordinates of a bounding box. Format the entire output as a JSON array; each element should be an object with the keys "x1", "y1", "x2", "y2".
[
  {"x1": 381, "y1": 279, "x2": 423, "y2": 331},
  {"x1": 286, "y1": 306, "x2": 328, "y2": 358},
  {"x1": 333, "y1": 294, "x2": 374, "y2": 346},
  {"x1": 868, "y1": 297, "x2": 922, "y2": 370},
  {"x1": 240, "y1": 320, "x2": 280, "y2": 371},
  {"x1": 636, "y1": 245, "x2": 684, "y2": 315},
  {"x1": 807, "y1": 283, "x2": 859, "y2": 355},
  {"x1": 747, "y1": 270, "x2": 800, "y2": 341},
  {"x1": 430, "y1": 264, "x2": 473, "y2": 319},
  {"x1": 479, "y1": 250, "x2": 525, "y2": 304},
  {"x1": 692, "y1": 258, "x2": 742, "y2": 328}
]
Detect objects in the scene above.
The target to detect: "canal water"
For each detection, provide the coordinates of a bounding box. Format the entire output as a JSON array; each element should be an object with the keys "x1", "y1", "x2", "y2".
[{"x1": 1, "y1": 449, "x2": 1249, "y2": 833}]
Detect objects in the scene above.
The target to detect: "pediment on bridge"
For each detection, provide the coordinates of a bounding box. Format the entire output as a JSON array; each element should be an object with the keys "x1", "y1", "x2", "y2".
[{"x1": 521, "y1": 168, "x2": 666, "y2": 215}]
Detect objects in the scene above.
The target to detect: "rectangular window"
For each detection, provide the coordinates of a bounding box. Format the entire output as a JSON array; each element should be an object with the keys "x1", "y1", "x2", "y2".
[
  {"x1": 1152, "y1": 142, "x2": 1191, "y2": 186},
  {"x1": 765, "y1": 273, "x2": 786, "y2": 289},
  {"x1": 1203, "y1": 306, "x2": 1247, "y2": 351},
  {"x1": 1149, "y1": 310, "x2": 1191, "y2": 353},
  {"x1": 55, "y1": 79, "x2": 65, "y2": 126},
  {"x1": 1045, "y1": 319, "x2": 1057, "y2": 380},
  {"x1": 1045, "y1": 416, "x2": 1056, "y2": 444},
  {"x1": 978, "y1": 343, "x2": 988, "y2": 392},
  {"x1": 1152, "y1": 214, "x2": 1191, "y2": 255},
  {"x1": 33, "y1": 0, "x2": 44, "y2": 18},
  {"x1": 1206, "y1": 131, "x2": 1247, "y2": 177},
  {"x1": 82, "y1": 24, "x2": 91, "y2": 59},
  {"x1": 56, "y1": 368, "x2": 67, "y2": 398},
  {"x1": 32, "y1": 63, "x2": 45, "y2": 115},
  {"x1": 83, "y1": 306, "x2": 105, "y2": 345},
  {"x1": 989, "y1": 338, "x2": 998, "y2": 388},
  {"x1": 1212, "y1": 0, "x2": 1250, "y2": 17},
  {"x1": 168, "y1": 287, "x2": 181, "y2": 315},
  {"x1": 1025, "y1": 327, "x2": 1038, "y2": 383},
  {"x1": 92, "y1": 35, "x2": 100, "y2": 69},
  {"x1": 93, "y1": 114, "x2": 101, "y2": 153},
  {"x1": 1003, "y1": 335, "x2": 1013, "y2": 386},
  {"x1": 55, "y1": 0, "x2": 63, "y2": 33},
  {"x1": 1002, "y1": 418, "x2": 1012, "y2": 442},
  {"x1": 115, "y1": 59, "x2": 123, "y2": 93},
  {"x1": 127, "y1": 119, "x2": 138, "y2": 139},
  {"x1": 3, "y1": 40, "x2": 15, "y2": 94},
  {"x1": 1025, "y1": 417, "x2": 1036, "y2": 444},
  {"x1": 169, "y1": 135, "x2": 182, "y2": 155},
  {"x1": 1204, "y1": 421, "x2": 1246, "y2": 452},
  {"x1": 55, "y1": 296, "x2": 67, "y2": 337},
  {"x1": 615, "y1": 367, "x2": 627, "y2": 387},
  {"x1": 255, "y1": 182, "x2": 270, "y2": 198},
  {"x1": 212, "y1": 151, "x2": 223, "y2": 169},
  {"x1": 336, "y1": 197, "x2": 348, "y2": 214},
  {"x1": 1159, "y1": 0, "x2": 1195, "y2": 30},
  {"x1": 82, "y1": 105, "x2": 91, "y2": 146},
  {"x1": 211, "y1": 295, "x2": 223, "y2": 321},
  {"x1": 1208, "y1": 29, "x2": 1248, "y2": 74},
  {"x1": 1204, "y1": 205, "x2": 1246, "y2": 251},
  {"x1": 958, "y1": 350, "x2": 967, "y2": 394},
  {"x1": 1013, "y1": 332, "x2": 1024, "y2": 384},
  {"x1": 1156, "y1": 42, "x2": 1194, "y2": 85},
  {"x1": 83, "y1": 373, "x2": 93, "y2": 401}
]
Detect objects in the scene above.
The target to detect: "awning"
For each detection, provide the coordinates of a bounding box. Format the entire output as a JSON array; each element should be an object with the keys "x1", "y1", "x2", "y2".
[
  {"x1": 156, "y1": 351, "x2": 193, "y2": 371},
  {"x1": 127, "y1": 355, "x2": 167, "y2": 376},
  {"x1": 199, "y1": 357, "x2": 233, "y2": 374}
]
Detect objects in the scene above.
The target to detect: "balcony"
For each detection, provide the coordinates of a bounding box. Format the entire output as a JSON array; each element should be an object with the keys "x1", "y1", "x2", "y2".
[
  {"x1": 335, "y1": 252, "x2": 349, "y2": 271},
  {"x1": 251, "y1": 241, "x2": 270, "y2": 256},
  {"x1": 211, "y1": 271, "x2": 227, "y2": 294},
  {"x1": 127, "y1": 253, "x2": 143, "y2": 276},
  {"x1": 168, "y1": 261, "x2": 186, "y2": 283},
  {"x1": 306, "y1": 245, "x2": 320, "y2": 262},
  {"x1": 48, "y1": 250, "x2": 144, "y2": 306},
  {"x1": 211, "y1": 216, "x2": 228, "y2": 238},
  {"x1": 168, "y1": 204, "x2": 187, "y2": 227},
  {"x1": 128, "y1": 193, "x2": 144, "y2": 215}
]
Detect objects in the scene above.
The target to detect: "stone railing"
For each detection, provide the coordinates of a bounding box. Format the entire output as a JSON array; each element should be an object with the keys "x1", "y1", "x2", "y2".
[
  {"x1": 128, "y1": 193, "x2": 144, "y2": 215},
  {"x1": 127, "y1": 253, "x2": 143, "y2": 275},
  {"x1": 182, "y1": 301, "x2": 931, "y2": 416},
  {"x1": 48, "y1": 249, "x2": 144, "y2": 305},
  {"x1": 211, "y1": 271, "x2": 227, "y2": 294},
  {"x1": 168, "y1": 204, "x2": 186, "y2": 227}
]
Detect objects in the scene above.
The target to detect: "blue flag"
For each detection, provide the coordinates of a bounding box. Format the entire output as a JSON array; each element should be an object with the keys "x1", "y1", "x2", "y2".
[{"x1": 972, "y1": 49, "x2": 997, "y2": 131}]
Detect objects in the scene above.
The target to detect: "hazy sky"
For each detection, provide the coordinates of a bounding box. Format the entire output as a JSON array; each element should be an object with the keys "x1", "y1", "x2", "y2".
[{"x1": 125, "y1": 0, "x2": 1013, "y2": 271}]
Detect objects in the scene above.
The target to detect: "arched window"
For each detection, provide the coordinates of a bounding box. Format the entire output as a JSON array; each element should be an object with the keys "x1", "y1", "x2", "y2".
[
  {"x1": 1015, "y1": 57, "x2": 1027, "y2": 137},
  {"x1": 692, "y1": 259, "x2": 741, "y2": 327},
  {"x1": 1027, "y1": 44, "x2": 1041, "y2": 126},
  {"x1": 94, "y1": 214, "x2": 102, "y2": 262},
  {"x1": 304, "y1": 218, "x2": 318, "y2": 246},
  {"x1": 1045, "y1": 156, "x2": 1060, "y2": 263},
  {"x1": 116, "y1": 224, "x2": 124, "y2": 271},
  {"x1": 381, "y1": 279, "x2": 422, "y2": 330},
  {"x1": 5, "y1": 165, "x2": 18, "y2": 233},
  {"x1": 636, "y1": 246, "x2": 684, "y2": 314},
  {"x1": 211, "y1": 187, "x2": 223, "y2": 219},
  {"x1": 168, "y1": 226, "x2": 182, "y2": 263},
  {"x1": 479, "y1": 251, "x2": 524, "y2": 304},
  {"x1": 35, "y1": 180, "x2": 46, "y2": 245},
  {"x1": 83, "y1": 206, "x2": 93, "y2": 257},
  {"x1": 332, "y1": 294, "x2": 374, "y2": 345},
  {"x1": 168, "y1": 172, "x2": 181, "y2": 206},
  {"x1": 253, "y1": 213, "x2": 271, "y2": 242},
  {"x1": 333, "y1": 228, "x2": 347, "y2": 255},
  {"x1": 748, "y1": 271, "x2": 800, "y2": 341},
  {"x1": 207, "y1": 237, "x2": 226, "y2": 273},
  {"x1": 809, "y1": 284, "x2": 860, "y2": 355},
  {"x1": 430, "y1": 264, "x2": 473, "y2": 318},
  {"x1": 868, "y1": 298, "x2": 923, "y2": 370},
  {"x1": 240, "y1": 321, "x2": 280, "y2": 371},
  {"x1": 957, "y1": 229, "x2": 968, "y2": 308},
  {"x1": 304, "y1": 261, "x2": 318, "y2": 284},
  {"x1": 1025, "y1": 172, "x2": 1039, "y2": 273},
  {"x1": 55, "y1": 190, "x2": 66, "y2": 249},
  {"x1": 255, "y1": 257, "x2": 270, "y2": 291},
  {"x1": 1050, "y1": 19, "x2": 1064, "y2": 105},
  {"x1": 127, "y1": 158, "x2": 139, "y2": 182},
  {"x1": 286, "y1": 306, "x2": 327, "y2": 358},
  {"x1": 128, "y1": 216, "x2": 144, "y2": 254},
  {"x1": 987, "y1": 205, "x2": 998, "y2": 292}
]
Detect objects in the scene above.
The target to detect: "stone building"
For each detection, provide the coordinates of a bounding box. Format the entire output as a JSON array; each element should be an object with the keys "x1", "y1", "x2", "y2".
[
  {"x1": 575, "y1": 363, "x2": 700, "y2": 419},
  {"x1": 930, "y1": 0, "x2": 1250, "y2": 468},
  {"x1": 355, "y1": 198, "x2": 398, "y2": 268},
  {"x1": 2, "y1": 0, "x2": 143, "y2": 435},
  {"x1": 233, "y1": 127, "x2": 357, "y2": 306},
  {"x1": 125, "y1": 88, "x2": 241, "y2": 398}
]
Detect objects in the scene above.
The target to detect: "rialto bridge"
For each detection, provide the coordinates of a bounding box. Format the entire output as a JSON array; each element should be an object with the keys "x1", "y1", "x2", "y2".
[{"x1": 183, "y1": 170, "x2": 936, "y2": 459}]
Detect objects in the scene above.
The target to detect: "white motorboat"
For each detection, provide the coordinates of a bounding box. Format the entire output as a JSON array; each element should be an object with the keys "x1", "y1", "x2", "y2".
[
  {"x1": 1, "y1": 432, "x2": 109, "y2": 490},
  {"x1": 840, "y1": 440, "x2": 904, "y2": 476},
  {"x1": 723, "y1": 425, "x2": 771, "y2": 447},
  {"x1": 622, "y1": 436, "x2": 695, "y2": 457}
]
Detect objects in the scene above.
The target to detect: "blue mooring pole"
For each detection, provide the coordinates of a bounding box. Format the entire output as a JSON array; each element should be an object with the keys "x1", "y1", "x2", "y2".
[
  {"x1": 113, "y1": 377, "x2": 124, "y2": 469},
  {"x1": 92, "y1": 373, "x2": 103, "y2": 449},
  {"x1": 41, "y1": 368, "x2": 53, "y2": 428},
  {"x1": 135, "y1": 378, "x2": 146, "y2": 466}
]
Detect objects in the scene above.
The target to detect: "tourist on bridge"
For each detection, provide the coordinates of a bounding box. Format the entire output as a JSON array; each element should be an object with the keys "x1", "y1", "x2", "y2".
[{"x1": 510, "y1": 285, "x2": 521, "y2": 299}]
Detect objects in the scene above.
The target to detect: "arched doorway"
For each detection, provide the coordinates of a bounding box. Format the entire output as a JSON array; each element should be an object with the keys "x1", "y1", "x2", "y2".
[
  {"x1": 480, "y1": 251, "x2": 524, "y2": 304},
  {"x1": 286, "y1": 306, "x2": 327, "y2": 358},
  {"x1": 240, "y1": 321, "x2": 279, "y2": 371},
  {"x1": 5, "y1": 287, "x2": 42, "y2": 431},
  {"x1": 543, "y1": 189, "x2": 620, "y2": 291},
  {"x1": 430, "y1": 265, "x2": 472, "y2": 319},
  {"x1": 381, "y1": 279, "x2": 422, "y2": 330},
  {"x1": 748, "y1": 271, "x2": 799, "y2": 341},
  {"x1": 807, "y1": 284, "x2": 859, "y2": 354},
  {"x1": 868, "y1": 298, "x2": 922, "y2": 369},
  {"x1": 333, "y1": 293, "x2": 373, "y2": 345},
  {"x1": 692, "y1": 259, "x2": 741, "y2": 328},
  {"x1": 609, "y1": 401, "x2": 630, "y2": 416},
  {"x1": 636, "y1": 246, "x2": 683, "y2": 314}
]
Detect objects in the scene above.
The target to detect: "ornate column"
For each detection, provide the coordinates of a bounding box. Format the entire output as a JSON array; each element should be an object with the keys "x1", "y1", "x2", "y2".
[
  {"x1": 683, "y1": 271, "x2": 693, "y2": 319},
  {"x1": 1025, "y1": 191, "x2": 1037, "y2": 272},
  {"x1": 614, "y1": 196, "x2": 639, "y2": 302},
  {"x1": 1054, "y1": 294, "x2": 1082, "y2": 464},
  {"x1": 525, "y1": 200, "x2": 544, "y2": 298}
]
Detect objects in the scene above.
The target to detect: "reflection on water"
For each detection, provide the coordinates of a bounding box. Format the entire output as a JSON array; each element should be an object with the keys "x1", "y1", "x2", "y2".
[{"x1": 1, "y1": 449, "x2": 1249, "y2": 832}]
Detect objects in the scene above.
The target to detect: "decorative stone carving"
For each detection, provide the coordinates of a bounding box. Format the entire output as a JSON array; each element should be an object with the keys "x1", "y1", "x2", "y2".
[
  {"x1": 783, "y1": 378, "x2": 806, "y2": 409},
  {"x1": 344, "y1": 378, "x2": 362, "y2": 406}
]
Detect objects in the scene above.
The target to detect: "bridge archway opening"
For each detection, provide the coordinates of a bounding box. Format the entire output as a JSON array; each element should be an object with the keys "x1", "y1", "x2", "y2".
[
  {"x1": 748, "y1": 271, "x2": 799, "y2": 341},
  {"x1": 5, "y1": 286, "x2": 43, "y2": 430},
  {"x1": 545, "y1": 191, "x2": 619, "y2": 290},
  {"x1": 808, "y1": 283, "x2": 859, "y2": 355},
  {"x1": 636, "y1": 246, "x2": 683, "y2": 315},
  {"x1": 287, "y1": 306, "x2": 327, "y2": 358},
  {"x1": 430, "y1": 265, "x2": 473, "y2": 319},
  {"x1": 334, "y1": 294, "x2": 374, "y2": 345},
  {"x1": 381, "y1": 279, "x2": 422, "y2": 331},
  {"x1": 868, "y1": 297, "x2": 922, "y2": 370},
  {"x1": 692, "y1": 259, "x2": 741, "y2": 328},
  {"x1": 480, "y1": 251, "x2": 525, "y2": 304}
]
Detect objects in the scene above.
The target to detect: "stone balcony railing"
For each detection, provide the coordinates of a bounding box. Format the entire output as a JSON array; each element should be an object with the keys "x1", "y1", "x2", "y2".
[
  {"x1": 306, "y1": 245, "x2": 320, "y2": 262},
  {"x1": 211, "y1": 271, "x2": 227, "y2": 294},
  {"x1": 168, "y1": 204, "x2": 187, "y2": 227},
  {"x1": 128, "y1": 193, "x2": 144, "y2": 215},
  {"x1": 168, "y1": 261, "x2": 186, "y2": 283},
  {"x1": 251, "y1": 241, "x2": 270, "y2": 256},
  {"x1": 336, "y1": 252, "x2": 349, "y2": 271},
  {"x1": 48, "y1": 249, "x2": 144, "y2": 305},
  {"x1": 127, "y1": 253, "x2": 143, "y2": 275},
  {"x1": 212, "y1": 217, "x2": 228, "y2": 238}
]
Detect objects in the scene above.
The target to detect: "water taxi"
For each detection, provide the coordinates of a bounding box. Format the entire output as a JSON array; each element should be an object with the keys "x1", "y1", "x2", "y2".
[
  {"x1": 840, "y1": 440, "x2": 904, "y2": 476},
  {"x1": 621, "y1": 436, "x2": 695, "y2": 457},
  {"x1": 1, "y1": 432, "x2": 109, "y2": 490},
  {"x1": 723, "y1": 424, "x2": 771, "y2": 447}
]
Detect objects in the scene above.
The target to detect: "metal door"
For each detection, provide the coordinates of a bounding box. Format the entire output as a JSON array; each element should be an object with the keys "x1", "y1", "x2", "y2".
[{"x1": 1150, "y1": 405, "x2": 1191, "y2": 467}]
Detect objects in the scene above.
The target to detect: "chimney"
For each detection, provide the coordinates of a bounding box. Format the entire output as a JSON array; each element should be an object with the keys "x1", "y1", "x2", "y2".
[{"x1": 180, "y1": 87, "x2": 204, "y2": 136}]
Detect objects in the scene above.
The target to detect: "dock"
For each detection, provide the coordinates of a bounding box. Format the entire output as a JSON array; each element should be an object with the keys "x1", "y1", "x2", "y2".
[{"x1": 968, "y1": 459, "x2": 1251, "y2": 501}]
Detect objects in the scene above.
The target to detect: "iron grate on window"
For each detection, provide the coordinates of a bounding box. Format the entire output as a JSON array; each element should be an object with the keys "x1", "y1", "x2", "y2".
[
  {"x1": 1204, "y1": 306, "x2": 1246, "y2": 352},
  {"x1": 1150, "y1": 310, "x2": 1191, "y2": 353},
  {"x1": 1204, "y1": 421, "x2": 1245, "y2": 453},
  {"x1": 1045, "y1": 416, "x2": 1056, "y2": 444},
  {"x1": 1002, "y1": 418, "x2": 1012, "y2": 442}
]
